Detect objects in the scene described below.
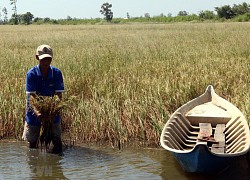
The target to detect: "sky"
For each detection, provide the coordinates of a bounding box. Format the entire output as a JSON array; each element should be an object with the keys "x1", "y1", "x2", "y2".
[{"x1": 0, "y1": 0, "x2": 248, "y2": 19}]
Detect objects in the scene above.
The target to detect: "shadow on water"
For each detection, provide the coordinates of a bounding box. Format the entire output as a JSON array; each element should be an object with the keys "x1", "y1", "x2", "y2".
[{"x1": 160, "y1": 150, "x2": 250, "y2": 180}]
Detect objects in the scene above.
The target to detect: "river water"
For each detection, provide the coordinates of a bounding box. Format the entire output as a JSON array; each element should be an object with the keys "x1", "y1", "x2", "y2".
[{"x1": 0, "y1": 140, "x2": 249, "y2": 180}]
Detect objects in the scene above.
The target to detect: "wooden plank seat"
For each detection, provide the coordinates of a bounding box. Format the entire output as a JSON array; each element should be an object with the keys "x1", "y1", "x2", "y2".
[
  {"x1": 197, "y1": 123, "x2": 227, "y2": 153},
  {"x1": 212, "y1": 124, "x2": 226, "y2": 153},
  {"x1": 197, "y1": 123, "x2": 213, "y2": 141}
]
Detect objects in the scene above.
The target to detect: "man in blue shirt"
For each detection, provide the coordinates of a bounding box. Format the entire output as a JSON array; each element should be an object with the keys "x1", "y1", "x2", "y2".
[{"x1": 22, "y1": 44, "x2": 64, "y2": 153}]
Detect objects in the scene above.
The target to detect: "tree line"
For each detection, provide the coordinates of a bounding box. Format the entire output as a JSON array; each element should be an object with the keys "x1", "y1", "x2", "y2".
[
  {"x1": 0, "y1": 0, "x2": 33, "y2": 25},
  {"x1": 0, "y1": 2, "x2": 249, "y2": 25}
]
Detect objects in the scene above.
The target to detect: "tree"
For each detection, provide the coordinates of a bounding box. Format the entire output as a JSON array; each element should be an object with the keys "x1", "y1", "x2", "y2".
[
  {"x1": 100, "y1": 2, "x2": 113, "y2": 22},
  {"x1": 144, "y1": 13, "x2": 150, "y2": 18},
  {"x1": 0, "y1": 6, "x2": 1, "y2": 23},
  {"x1": 2, "y1": 7, "x2": 8, "y2": 24},
  {"x1": 20, "y1": 12, "x2": 34, "y2": 25},
  {"x1": 167, "y1": 13, "x2": 172, "y2": 17},
  {"x1": 178, "y1": 11, "x2": 188, "y2": 16},
  {"x1": 232, "y1": 2, "x2": 250, "y2": 15},
  {"x1": 33, "y1": 17, "x2": 43, "y2": 24},
  {"x1": 43, "y1": 17, "x2": 51, "y2": 23},
  {"x1": 159, "y1": 13, "x2": 165, "y2": 17},
  {"x1": 10, "y1": 0, "x2": 18, "y2": 24},
  {"x1": 127, "y1": 12, "x2": 130, "y2": 19},
  {"x1": 67, "y1": 16, "x2": 72, "y2": 21},
  {"x1": 215, "y1": 5, "x2": 235, "y2": 19},
  {"x1": 199, "y1": 10, "x2": 215, "y2": 19}
]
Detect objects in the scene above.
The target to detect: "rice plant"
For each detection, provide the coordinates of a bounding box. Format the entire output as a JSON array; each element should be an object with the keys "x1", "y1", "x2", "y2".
[{"x1": 0, "y1": 23, "x2": 249, "y2": 147}]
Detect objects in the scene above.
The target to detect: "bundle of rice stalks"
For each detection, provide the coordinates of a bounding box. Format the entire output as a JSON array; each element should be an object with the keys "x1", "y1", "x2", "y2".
[
  {"x1": 30, "y1": 95, "x2": 64, "y2": 122},
  {"x1": 29, "y1": 95, "x2": 76, "y2": 150}
]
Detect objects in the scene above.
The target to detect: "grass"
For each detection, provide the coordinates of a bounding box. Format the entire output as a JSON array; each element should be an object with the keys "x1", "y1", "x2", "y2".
[{"x1": 0, "y1": 22, "x2": 249, "y2": 147}]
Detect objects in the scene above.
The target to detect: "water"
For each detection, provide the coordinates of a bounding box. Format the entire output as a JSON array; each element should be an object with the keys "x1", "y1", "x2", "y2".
[{"x1": 0, "y1": 140, "x2": 249, "y2": 180}]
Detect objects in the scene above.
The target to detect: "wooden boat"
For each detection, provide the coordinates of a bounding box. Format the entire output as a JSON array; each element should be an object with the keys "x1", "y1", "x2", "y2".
[{"x1": 160, "y1": 85, "x2": 250, "y2": 173}]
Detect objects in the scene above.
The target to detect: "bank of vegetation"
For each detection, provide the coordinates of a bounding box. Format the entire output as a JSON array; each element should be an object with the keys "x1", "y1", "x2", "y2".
[
  {"x1": 0, "y1": 2, "x2": 250, "y2": 25},
  {"x1": 0, "y1": 22, "x2": 249, "y2": 147}
]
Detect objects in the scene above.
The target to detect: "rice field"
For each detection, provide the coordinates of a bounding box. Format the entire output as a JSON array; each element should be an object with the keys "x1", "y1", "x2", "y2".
[{"x1": 0, "y1": 22, "x2": 249, "y2": 147}]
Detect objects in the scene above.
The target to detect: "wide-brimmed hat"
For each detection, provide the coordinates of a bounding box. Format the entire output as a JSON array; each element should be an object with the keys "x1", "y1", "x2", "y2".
[{"x1": 36, "y1": 44, "x2": 53, "y2": 60}]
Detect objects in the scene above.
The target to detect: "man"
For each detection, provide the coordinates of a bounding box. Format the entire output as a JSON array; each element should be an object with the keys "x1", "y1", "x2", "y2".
[{"x1": 22, "y1": 44, "x2": 64, "y2": 153}]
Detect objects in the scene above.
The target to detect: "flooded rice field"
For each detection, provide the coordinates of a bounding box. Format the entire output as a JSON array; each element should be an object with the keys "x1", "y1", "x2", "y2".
[{"x1": 0, "y1": 140, "x2": 249, "y2": 179}]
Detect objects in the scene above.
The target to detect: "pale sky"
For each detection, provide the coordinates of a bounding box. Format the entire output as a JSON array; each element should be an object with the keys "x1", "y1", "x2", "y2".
[{"x1": 0, "y1": 0, "x2": 248, "y2": 19}]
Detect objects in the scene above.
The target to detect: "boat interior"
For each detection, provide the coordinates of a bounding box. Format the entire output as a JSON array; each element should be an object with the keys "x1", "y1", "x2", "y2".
[{"x1": 162, "y1": 103, "x2": 248, "y2": 154}]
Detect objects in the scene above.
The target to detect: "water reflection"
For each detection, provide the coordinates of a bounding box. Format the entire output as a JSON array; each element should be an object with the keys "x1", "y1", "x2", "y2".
[
  {"x1": 26, "y1": 149, "x2": 67, "y2": 179},
  {"x1": 61, "y1": 146, "x2": 161, "y2": 179},
  {"x1": 159, "y1": 150, "x2": 250, "y2": 180},
  {"x1": 0, "y1": 141, "x2": 249, "y2": 179},
  {"x1": 61, "y1": 146, "x2": 115, "y2": 179},
  {"x1": 0, "y1": 141, "x2": 30, "y2": 179}
]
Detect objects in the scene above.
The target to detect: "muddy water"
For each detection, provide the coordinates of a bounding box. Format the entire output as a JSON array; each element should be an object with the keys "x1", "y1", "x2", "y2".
[{"x1": 0, "y1": 140, "x2": 249, "y2": 180}]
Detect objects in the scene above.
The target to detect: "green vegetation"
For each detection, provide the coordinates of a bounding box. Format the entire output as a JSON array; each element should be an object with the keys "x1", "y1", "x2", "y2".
[
  {"x1": 0, "y1": 2, "x2": 250, "y2": 25},
  {"x1": 0, "y1": 23, "x2": 249, "y2": 147}
]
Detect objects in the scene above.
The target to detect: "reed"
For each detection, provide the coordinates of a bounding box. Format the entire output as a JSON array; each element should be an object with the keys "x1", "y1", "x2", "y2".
[{"x1": 0, "y1": 23, "x2": 249, "y2": 147}]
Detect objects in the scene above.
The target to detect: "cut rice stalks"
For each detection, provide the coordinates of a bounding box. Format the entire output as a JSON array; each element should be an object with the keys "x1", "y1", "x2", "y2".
[{"x1": 30, "y1": 95, "x2": 76, "y2": 151}]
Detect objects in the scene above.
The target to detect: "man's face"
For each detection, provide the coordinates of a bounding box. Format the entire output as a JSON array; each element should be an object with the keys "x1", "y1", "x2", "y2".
[{"x1": 39, "y1": 57, "x2": 52, "y2": 69}]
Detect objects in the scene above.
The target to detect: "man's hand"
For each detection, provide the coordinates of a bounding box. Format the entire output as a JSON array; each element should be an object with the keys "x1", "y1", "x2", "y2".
[{"x1": 37, "y1": 113, "x2": 50, "y2": 121}]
